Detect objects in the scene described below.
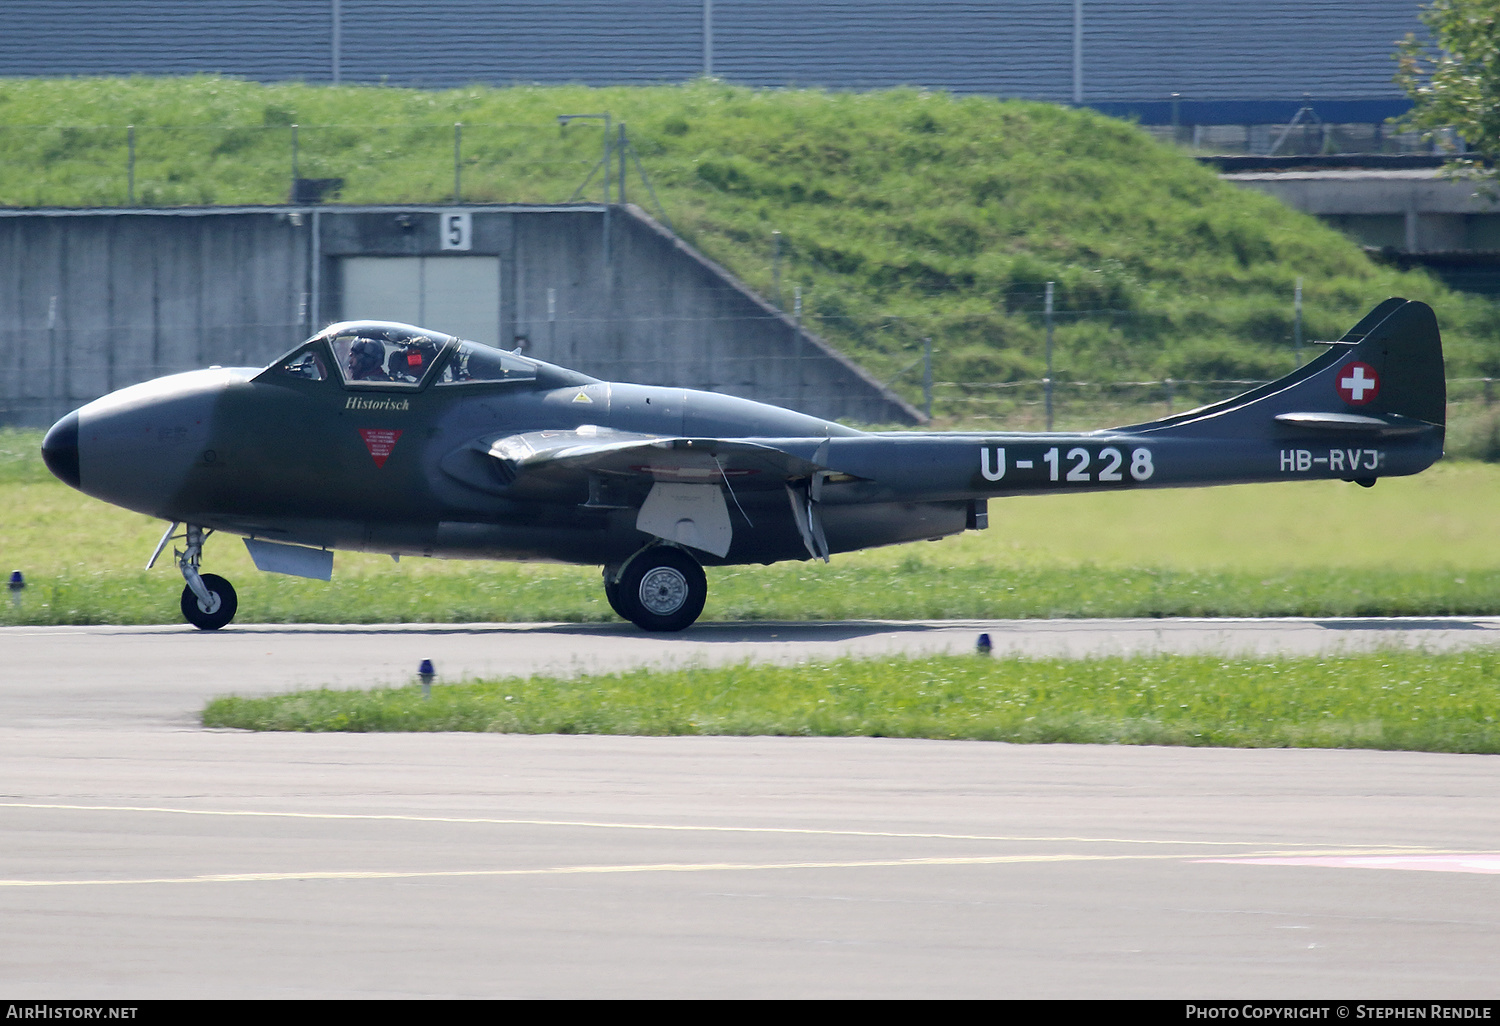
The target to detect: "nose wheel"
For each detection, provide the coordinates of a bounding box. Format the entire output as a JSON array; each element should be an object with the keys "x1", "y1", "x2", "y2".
[
  {"x1": 606, "y1": 546, "x2": 707, "y2": 632},
  {"x1": 180, "y1": 573, "x2": 238, "y2": 631},
  {"x1": 150, "y1": 522, "x2": 240, "y2": 631}
]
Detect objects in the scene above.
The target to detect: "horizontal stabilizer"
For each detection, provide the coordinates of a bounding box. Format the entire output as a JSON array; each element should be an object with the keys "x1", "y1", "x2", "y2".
[{"x1": 1273, "y1": 412, "x2": 1434, "y2": 436}]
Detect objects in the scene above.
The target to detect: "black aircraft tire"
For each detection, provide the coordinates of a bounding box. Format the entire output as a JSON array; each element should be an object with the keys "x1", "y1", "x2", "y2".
[
  {"x1": 618, "y1": 548, "x2": 706, "y2": 633},
  {"x1": 602, "y1": 573, "x2": 634, "y2": 621},
  {"x1": 180, "y1": 574, "x2": 238, "y2": 631}
]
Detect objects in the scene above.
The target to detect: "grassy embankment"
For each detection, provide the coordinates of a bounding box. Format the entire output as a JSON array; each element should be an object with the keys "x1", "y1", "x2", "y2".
[
  {"x1": 6, "y1": 427, "x2": 1498, "y2": 625},
  {"x1": 2, "y1": 76, "x2": 1499, "y2": 438},
  {"x1": 202, "y1": 649, "x2": 1500, "y2": 754}
]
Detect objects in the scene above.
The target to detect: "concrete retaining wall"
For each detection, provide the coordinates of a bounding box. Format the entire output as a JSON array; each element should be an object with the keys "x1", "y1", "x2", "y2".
[
  {"x1": 0, "y1": 203, "x2": 919, "y2": 427},
  {"x1": 1224, "y1": 169, "x2": 1500, "y2": 253}
]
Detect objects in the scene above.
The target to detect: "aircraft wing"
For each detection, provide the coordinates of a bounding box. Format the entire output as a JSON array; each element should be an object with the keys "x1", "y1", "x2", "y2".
[
  {"x1": 442, "y1": 428, "x2": 833, "y2": 507},
  {"x1": 442, "y1": 428, "x2": 838, "y2": 559}
]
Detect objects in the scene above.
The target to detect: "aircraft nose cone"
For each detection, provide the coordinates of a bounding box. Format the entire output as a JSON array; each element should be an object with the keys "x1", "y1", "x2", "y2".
[{"x1": 41, "y1": 410, "x2": 80, "y2": 489}]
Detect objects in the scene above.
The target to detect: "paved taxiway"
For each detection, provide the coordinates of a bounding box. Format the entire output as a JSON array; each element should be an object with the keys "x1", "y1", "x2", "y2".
[
  {"x1": 7, "y1": 616, "x2": 1500, "y2": 729},
  {"x1": 2, "y1": 618, "x2": 1499, "y2": 998}
]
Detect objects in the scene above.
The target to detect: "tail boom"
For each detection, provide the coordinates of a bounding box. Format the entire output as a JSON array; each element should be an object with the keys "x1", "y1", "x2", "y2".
[{"x1": 785, "y1": 298, "x2": 1446, "y2": 503}]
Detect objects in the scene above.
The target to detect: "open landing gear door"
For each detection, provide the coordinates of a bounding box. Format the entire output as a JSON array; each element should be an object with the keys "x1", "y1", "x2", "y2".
[{"x1": 636, "y1": 482, "x2": 734, "y2": 558}]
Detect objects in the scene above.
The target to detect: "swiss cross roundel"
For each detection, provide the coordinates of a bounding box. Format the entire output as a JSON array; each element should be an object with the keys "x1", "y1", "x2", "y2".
[{"x1": 1336, "y1": 361, "x2": 1380, "y2": 405}]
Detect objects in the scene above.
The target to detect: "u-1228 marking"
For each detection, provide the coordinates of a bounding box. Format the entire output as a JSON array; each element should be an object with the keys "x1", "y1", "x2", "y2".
[
  {"x1": 981, "y1": 446, "x2": 1153, "y2": 483},
  {"x1": 1279, "y1": 448, "x2": 1380, "y2": 472}
]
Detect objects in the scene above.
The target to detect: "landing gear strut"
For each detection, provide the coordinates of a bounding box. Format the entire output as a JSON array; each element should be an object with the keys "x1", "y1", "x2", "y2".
[
  {"x1": 150, "y1": 522, "x2": 239, "y2": 630},
  {"x1": 604, "y1": 546, "x2": 707, "y2": 632}
]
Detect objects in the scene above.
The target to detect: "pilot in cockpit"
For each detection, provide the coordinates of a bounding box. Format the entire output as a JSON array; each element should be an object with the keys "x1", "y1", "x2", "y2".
[{"x1": 348, "y1": 339, "x2": 391, "y2": 381}]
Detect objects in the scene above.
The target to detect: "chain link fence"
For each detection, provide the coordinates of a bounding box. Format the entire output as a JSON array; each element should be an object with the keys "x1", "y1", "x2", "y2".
[{"x1": 0, "y1": 118, "x2": 1453, "y2": 209}]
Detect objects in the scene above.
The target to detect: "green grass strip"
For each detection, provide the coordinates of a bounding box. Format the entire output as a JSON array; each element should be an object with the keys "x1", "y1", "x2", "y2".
[
  {"x1": 203, "y1": 650, "x2": 1500, "y2": 753},
  {"x1": 8, "y1": 566, "x2": 1500, "y2": 627}
]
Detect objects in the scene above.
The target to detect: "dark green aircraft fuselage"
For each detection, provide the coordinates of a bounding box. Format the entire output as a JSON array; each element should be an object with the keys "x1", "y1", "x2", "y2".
[{"x1": 41, "y1": 299, "x2": 1447, "y2": 630}]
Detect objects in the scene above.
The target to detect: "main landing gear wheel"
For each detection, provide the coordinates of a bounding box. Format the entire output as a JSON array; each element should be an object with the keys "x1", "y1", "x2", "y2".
[
  {"x1": 614, "y1": 547, "x2": 707, "y2": 633},
  {"x1": 602, "y1": 570, "x2": 632, "y2": 621},
  {"x1": 180, "y1": 572, "x2": 237, "y2": 631}
]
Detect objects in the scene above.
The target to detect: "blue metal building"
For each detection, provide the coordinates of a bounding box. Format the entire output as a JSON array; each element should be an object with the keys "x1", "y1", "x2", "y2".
[{"x1": 0, "y1": 1, "x2": 1423, "y2": 121}]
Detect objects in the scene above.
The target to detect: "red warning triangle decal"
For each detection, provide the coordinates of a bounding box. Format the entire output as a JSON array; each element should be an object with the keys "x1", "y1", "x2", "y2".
[{"x1": 358, "y1": 428, "x2": 403, "y2": 468}]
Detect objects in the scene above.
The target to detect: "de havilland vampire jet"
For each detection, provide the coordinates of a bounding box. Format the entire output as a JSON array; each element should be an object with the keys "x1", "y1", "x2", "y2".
[{"x1": 40, "y1": 297, "x2": 1445, "y2": 632}]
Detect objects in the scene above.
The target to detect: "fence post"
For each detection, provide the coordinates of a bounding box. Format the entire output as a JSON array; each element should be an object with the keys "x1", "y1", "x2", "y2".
[
  {"x1": 453, "y1": 123, "x2": 462, "y2": 203},
  {"x1": 547, "y1": 287, "x2": 557, "y2": 359},
  {"x1": 792, "y1": 285, "x2": 803, "y2": 407},
  {"x1": 1044, "y1": 281, "x2": 1055, "y2": 430},
  {"x1": 1164, "y1": 377, "x2": 1174, "y2": 414},
  {"x1": 1294, "y1": 276, "x2": 1303, "y2": 366},
  {"x1": 1486, "y1": 378, "x2": 1494, "y2": 407},
  {"x1": 127, "y1": 126, "x2": 135, "y2": 205},
  {"x1": 602, "y1": 120, "x2": 611, "y2": 270},
  {"x1": 310, "y1": 209, "x2": 322, "y2": 328},
  {"x1": 772, "y1": 230, "x2": 783, "y2": 309},
  {"x1": 618, "y1": 123, "x2": 628, "y2": 205},
  {"x1": 923, "y1": 337, "x2": 933, "y2": 421},
  {"x1": 47, "y1": 295, "x2": 58, "y2": 421},
  {"x1": 602, "y1": 118, "x2": 611, "y2": 205}
]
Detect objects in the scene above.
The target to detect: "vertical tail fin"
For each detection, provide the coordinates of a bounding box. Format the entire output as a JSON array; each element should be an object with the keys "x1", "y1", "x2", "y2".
[
  {"x1": 1349, "y1": 299, "x2": 1445, "y2": 427},
  {"x1": 1126, "y1": 298, "x2": 1445, "y2": 438}
]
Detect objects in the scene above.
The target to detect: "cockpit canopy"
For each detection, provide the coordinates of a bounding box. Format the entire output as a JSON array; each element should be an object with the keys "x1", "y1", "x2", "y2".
[
  {"x1": 263, "y1": 321, "x2": 537, "y2": 389},
  {"x1": 331, "y1": 325, "x2": 446, "y2": 386}
]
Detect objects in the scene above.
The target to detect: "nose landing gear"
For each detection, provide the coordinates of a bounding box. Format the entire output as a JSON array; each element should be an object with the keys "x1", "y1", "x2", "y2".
[{"x1": 149, "y1": 522, "x2": 239, "y2": 630}]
